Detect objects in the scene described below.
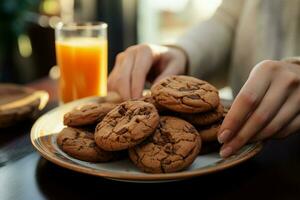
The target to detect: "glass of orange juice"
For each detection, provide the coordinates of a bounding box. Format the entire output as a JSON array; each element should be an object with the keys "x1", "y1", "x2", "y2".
[{"x1": 55, "y1": 22, "x2": 108, "y2": 103}]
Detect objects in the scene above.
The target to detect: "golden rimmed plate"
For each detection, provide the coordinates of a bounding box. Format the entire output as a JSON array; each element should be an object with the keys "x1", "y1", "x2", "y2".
[{"x1": 31, "y1": 96, "x2": 262, "y2": 183}]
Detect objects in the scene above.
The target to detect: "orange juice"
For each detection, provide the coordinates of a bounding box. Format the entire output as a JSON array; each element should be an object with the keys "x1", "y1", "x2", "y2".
[{"x1": 55, "y1": 37, "x2": 107, "y2": 103}]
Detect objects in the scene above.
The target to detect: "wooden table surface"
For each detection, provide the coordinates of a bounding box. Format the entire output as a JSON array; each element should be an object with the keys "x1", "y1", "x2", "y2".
[{"x1": 0, "y1": 78, "x2": 300, "y2": 200}]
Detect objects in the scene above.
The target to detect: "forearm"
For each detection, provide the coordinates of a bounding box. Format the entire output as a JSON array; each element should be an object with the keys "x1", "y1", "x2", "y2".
[{"x1": 174, "y1": 0, "x2": 245, "y2": 78}]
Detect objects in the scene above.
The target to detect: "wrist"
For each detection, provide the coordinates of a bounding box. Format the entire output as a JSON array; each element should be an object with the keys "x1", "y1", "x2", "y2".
[{"x1": 164, "y1": 44, "x2": 189, "y2": 75}]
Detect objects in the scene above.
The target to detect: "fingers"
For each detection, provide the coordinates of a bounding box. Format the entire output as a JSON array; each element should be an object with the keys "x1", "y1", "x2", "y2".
[
  {"x1": 115, "y1": 48, "x2": 136, "y2": 100},
  {"x1": 108, "y1": 44, "x2": 187, "y2": 100},
  {"x1": 273, "y1": 114, "x2": 300, "y2": 139},
  {"x1": 219, "y1": 60, "x2": 300, "y2": 158},
  {"x1": 219, "y1": 75, "x2": 291, "y2": 157},
  {"x1": 108, "y1": 52, "x2": 124, "y2": 91},
  {"x1": 131, "y1": 45, "x2": 154, "y2": 99},
  {"x1": 107, "y1": 48, "x2": 136, "y2": 100},
  {"x1": 252, "y1": 87, "x2": 300, "y2": 141},
  {"x1": 218, "y1": 61, "x2": 272, "y2": 144},
  {"x1": 108, "y1": 44, "x2": 165, "y2": 100},
  {"x1": 119, "y1": 49, "x2": 137, "y2": 100}
]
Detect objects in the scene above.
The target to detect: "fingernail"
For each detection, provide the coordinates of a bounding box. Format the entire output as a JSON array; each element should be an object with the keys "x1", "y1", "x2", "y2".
[
  {"x1": 220, "y1": 146, "x2": 233, "y2": 158},
  {"x1": 218, "y1": 130, "x2": 232, "y2": 144}
]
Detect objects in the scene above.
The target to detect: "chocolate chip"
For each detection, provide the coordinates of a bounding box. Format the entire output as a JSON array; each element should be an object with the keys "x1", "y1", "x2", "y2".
[
  {"x1": 116, "y1": 127, "x2": 128, "y2": 135},
  {"x1": 161, "y1": 82, "x2": 167, "y2": 87},
  {"x1": 144, "y1": 111, "x2": 150, "y2": 115},
  {"x1": 138, "y1": 107, "x2": 147, "y2": 114},
  {"x1": 187, "y1": 95, "x2": 200, "y2": 99},
  {"x1": 164, "y1": 143, "x2": 173, "y2": 153},
  {"x1": 178, "y1": 87, "x2": 193, "y2": 92},
  {"x1": 184, "y1": 125, "x2": 197, "y2": 133},
  {"x1": 75, "y1": 131, "x2": 80, "y2": 139},
  {"x1": 109, "y1": 120, "x2": 117, "y2": 127},
  {"x1": 154, "y1": 130, "x2": 172, "y2": 145},
  {"x1": 61, "y1": 138, "x2": 69, "y2": 145},
  {"x1": 118, "y1": 105, "x2": 126, "y2": 115}
]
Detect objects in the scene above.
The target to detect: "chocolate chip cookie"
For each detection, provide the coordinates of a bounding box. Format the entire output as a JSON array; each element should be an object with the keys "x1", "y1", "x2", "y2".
[
  {"x1": 95, "y1": 100, "x2": 159, "y2": 151},
  {"x1": 151, "y1": 75, "x2": 219, "y2": 113},
  {"x1": 181, "y1": 104, "x2": 224, "y2": 126},
  {"x1": 129, "y1": 116, "x2": 201, "y2": 173},
  {"x1": 57, "y1": 127, "x2": 117, "y2": 162},
  {"x1": 64, "y1": 102, "x2": 116, "y2": 127},
  {"x1": 139, "y1": 94, "x2": 166, "y2": 113},
  {"x1": 197, "y1": 121, "x2": 222, "y2": 142}
]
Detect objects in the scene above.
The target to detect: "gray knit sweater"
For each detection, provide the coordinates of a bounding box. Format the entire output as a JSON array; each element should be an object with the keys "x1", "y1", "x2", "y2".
[{"x1": 176, "y1": 0, "x2": 300, "y2": 96}]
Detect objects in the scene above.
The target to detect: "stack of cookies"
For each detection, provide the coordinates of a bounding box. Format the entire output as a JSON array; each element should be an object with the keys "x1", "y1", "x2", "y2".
[
  {"x1": 57, "y1": 75, "x2": 225, "y2": 173},
  {"x1": 151, "y1": 75, "x2": 225, "y2": 155}
]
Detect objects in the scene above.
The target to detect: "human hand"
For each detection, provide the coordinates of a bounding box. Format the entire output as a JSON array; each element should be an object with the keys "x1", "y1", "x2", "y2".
[
  {"x1": 108, "y1": 44, "x2": 187, "y2": 100},
  {"x1": 218, "y1": 60, "x2": 300, "y2": 158}
]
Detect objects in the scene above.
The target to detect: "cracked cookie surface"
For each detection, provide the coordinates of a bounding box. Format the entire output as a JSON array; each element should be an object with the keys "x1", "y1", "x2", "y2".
[
  {"x1": 64, "y1": 102, "x2": 116, "y2": 127},
  {"x1": 129, "y1": 116, "x2": 201, "y2": 173},
  {"x1": 139, "y1": 94, "x2": 166, "y2": 113},
  {"x1": 181, "y1": 104, "x2": 224, "y2": 126},
  {"x1": 95, "y1": 101, "x2": 159, "y2": 151},
  {"x1": 151, "y1": 75, "x2": 219, "y2": 113},
  {"x1": 57, "y1": 127, "x2": 117, "y2": 162}
]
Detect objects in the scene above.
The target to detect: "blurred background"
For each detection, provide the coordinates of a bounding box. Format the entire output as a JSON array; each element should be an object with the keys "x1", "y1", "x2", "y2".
[{"x1": 0, "y1": 0, "x2": 221, "y2": 84}]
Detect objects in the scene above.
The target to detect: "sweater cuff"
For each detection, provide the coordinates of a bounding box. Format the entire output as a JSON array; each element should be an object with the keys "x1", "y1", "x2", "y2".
[
  {"x1": 281, "y1": 57, "x2": 300, "y2": 66},
  {"x1": 163, "y1": 44, "x2": 190, "y2": 75}
]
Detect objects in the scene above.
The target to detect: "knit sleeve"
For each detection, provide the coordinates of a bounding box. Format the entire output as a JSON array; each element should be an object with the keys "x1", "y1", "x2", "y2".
[{"x1": 174, "y1": 0, "x2": 245, "y2": 78}]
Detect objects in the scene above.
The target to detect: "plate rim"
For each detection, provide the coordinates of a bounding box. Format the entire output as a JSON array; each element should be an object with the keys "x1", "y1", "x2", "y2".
[{"x1": 31, "y1": 97, "x2": 263, "y2": 181}]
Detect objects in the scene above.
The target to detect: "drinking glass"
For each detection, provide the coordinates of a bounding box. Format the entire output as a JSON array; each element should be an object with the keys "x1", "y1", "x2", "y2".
[{"x1": 55, "y1": 22, "x2": 108, "y2": 103}]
